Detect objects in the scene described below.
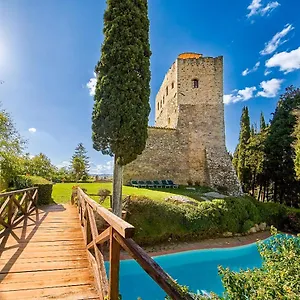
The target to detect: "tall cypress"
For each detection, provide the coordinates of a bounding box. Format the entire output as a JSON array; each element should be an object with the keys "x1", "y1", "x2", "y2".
[
  {"x1": 265, "y1": 86, "x2": 300, "y2": 205},
  {"x1": 92, "y1": 0, "x2": 151, "y2": 216},
  {"x1": 260, "y1": 112, "x2": 266, "y2": 131},
  {"x1": 233, "y1": 106, "x2": 251, "y2": 191}
]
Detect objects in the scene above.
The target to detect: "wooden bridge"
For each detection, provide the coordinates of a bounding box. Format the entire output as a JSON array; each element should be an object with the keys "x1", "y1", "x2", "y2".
[{"x1": 0, "y1": 187, "x2": 192, "y2": 300}]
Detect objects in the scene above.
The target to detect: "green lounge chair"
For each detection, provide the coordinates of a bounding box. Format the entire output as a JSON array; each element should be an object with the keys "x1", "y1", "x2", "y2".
[
  {"x1": 153, "y1": 180, "x2": 162, "y2": 188},
  {"x1": 138, "y1": 180, "x2": 147, "y2": 188},
  {"x1": 131, "y1": 180, "x2": 140, "y2": 188},
  {"x1": 167, "y1": 180, "x2": 179, "y2": 188},
  {"x1": 161, "y1": 180, "x2": 172, "y2": 188},
  {"x1": 146, "y1": 180, "x2": 154, "y2": 188}
]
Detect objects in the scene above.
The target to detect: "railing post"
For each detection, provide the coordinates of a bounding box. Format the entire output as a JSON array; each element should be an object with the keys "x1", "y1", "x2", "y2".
[
  {"x1": 109, "y1": 227, "x2": 121, "y2": 300},
  {"x1": 7, "y1": 196, "x2": 13, "y2": 227}
]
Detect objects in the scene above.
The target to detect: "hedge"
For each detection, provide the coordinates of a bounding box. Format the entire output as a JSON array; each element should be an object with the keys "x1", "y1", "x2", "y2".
[
  {"x1": 125, "y1": 196, "x2": 292, "y2": 246},
  {"x1": 15, "y1": 176, "x2": 53, "y2": 205}
]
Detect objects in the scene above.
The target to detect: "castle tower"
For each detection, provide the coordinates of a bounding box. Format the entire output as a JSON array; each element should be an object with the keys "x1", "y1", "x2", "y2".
[{"x1": 123, "y1": 53, "x2": 242, "y2": 195}]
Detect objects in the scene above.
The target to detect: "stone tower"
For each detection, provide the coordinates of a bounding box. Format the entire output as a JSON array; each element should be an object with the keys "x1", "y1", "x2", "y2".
[{"x1": 123, "y1": 53, "x2": 242, "y2": 195}]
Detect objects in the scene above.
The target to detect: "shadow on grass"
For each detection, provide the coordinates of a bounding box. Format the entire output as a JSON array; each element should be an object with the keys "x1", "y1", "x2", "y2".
[{"x1": 143, "y1": 185, "x2": 214, "y2": 202}]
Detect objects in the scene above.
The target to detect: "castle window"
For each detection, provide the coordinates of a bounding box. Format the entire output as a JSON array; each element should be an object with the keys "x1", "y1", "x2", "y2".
[
  {"x1": 163, "y1": 96, "x2": 164, "y2": 104},
  {"x1": 172, "y1": 82, "x2": 175, "y2": 89},
  {"x1": 157, "y1": 102, "x2": 160, "y2": 110},
  {"x1": 166, "y1": 86, "x2": 168, "y2": 96},
  {"x1": 168, "y1": 118, "x2": 171, "y2": 126},
  {"x1": 192, "y1": 79, "x2": 199, "y2": 89}
]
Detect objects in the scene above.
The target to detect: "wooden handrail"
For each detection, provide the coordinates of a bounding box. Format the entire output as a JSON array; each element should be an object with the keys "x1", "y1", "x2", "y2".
[
  {"x1": 73, "y1": 187, "x2": 193, "y2": 300},
  {"x1": 0, "y1": 187, "x2": 39, "y2": 230}
]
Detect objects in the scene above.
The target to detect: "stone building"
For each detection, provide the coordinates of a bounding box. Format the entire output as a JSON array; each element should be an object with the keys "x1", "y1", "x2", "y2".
[{"x1": 123, "y1": 53, "x2": 242, "y2": 195}]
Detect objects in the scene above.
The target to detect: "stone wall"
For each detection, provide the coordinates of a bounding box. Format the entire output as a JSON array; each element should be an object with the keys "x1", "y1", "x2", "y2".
[
  {"x1": 155, "y1": 61, "x2": 178, "y2": 128},
  {"x1": 123, "y1": 53, "x2": 242, "y2": 195}
]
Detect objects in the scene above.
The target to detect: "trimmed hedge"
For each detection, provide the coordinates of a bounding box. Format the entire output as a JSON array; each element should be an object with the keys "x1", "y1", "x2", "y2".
[
  {"x1": 125, "y1": 196, "x2": 297, "y2": 246},
  {"x1": 125, "y1": 196, "x2": 265, "y2": 245},
  {"x1": 15, "y1": 176, "x2": 53, "y2": 205}
]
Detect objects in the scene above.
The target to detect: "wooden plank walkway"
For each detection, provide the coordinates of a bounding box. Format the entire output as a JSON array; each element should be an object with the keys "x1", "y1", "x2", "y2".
[{"x1": 0, "y1": 204, "x2": 99, "y2": 300}]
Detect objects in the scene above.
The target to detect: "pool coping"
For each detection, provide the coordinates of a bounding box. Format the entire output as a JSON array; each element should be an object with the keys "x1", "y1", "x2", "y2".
[{"x1": 119, "y1": 231, "x2": 271, "y2": 260}]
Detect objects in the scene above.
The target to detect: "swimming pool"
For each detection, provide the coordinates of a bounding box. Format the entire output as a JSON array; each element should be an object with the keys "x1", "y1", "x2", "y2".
[{"x1": 113, "y1": 240, "x2": 263, "y2": 300}]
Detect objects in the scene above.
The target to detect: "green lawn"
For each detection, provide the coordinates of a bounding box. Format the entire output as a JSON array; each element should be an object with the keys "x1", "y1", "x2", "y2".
[{"x1": 52, "y1": 182, "x2": 213, "y2": 207}]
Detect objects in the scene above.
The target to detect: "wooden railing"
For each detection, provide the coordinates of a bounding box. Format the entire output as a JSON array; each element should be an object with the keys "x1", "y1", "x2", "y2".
[
  {"x1": 72, "y1": 187, "x2": 193, "y2": 300},
  {"x1": 0, "y1": 187, "x2": 38, "y2": 230}
]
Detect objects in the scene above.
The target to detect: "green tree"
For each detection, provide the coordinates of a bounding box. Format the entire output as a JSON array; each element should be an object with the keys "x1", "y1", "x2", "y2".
[
  {"x1": 260, "y1": 111, "x2": 266, "y2": 131},
  {"x1": 72, "y1": 157, "x2": 86, "y2": 181},
  {"x1": 264, "y1": 86, "x2": 300, "y2": 206},
  {"x1": 219, "y1": 228, "x2": 300, "y2": 299},
  {"x1": 233, "y1": 106, "x2": 251, "y2": 192},
  {"x1": 92, "y1": 0, "x2": 151, "y2": 216},
  {"x1": 71, "y1": 143, "x2": 90, "y2": 180},
  {"x1": 293, "y1": 111, "x2": 300, "y2": 180},
  {"x1": 0, "y1": 108, "x2": 25, "y2": 187},
  {"x1": 29, "y1": 153, "x2": 57, "y2": 180}
]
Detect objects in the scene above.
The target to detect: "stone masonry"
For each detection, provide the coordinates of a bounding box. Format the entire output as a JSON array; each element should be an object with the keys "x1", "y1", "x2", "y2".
[{"x1": 123, "y1": 53, "x2": 242, "y2": 195}]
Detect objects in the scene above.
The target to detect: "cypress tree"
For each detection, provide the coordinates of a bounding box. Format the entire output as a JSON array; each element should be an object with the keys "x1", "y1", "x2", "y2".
[
  {"x1": 233, "y1": 106, "x2": 251, "y2": 191},
  {"x1": 265, "y1": 86, "x2": 300, "y2": 206},
  {"x1": 260, "y1": 112, "x2": 266, "y2": 131},
  {"x1": 92, "y1": 0, "x2": 151, "y2": 216}
]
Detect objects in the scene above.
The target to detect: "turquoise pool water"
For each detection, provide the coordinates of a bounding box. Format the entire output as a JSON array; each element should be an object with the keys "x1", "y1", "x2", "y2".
[{"x1": 114, "y1": 241, "x2": 263, "y2": 299}]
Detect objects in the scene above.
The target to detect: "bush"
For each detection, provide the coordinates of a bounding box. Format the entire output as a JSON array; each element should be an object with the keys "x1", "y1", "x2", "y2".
[
  {"x1": 256, "y1": 202, "x2": 287, "y2": 228},
  {"x1": 126, "y1": 196, "x2": 262, "y2": 245},
  {"x1": 15, "y1": 175, "x2": 53, "y2": 205},
  {"x1": 284, "y1": 209, "x2": 300, "y2": 233},
  {"x1": 219, "y1": 229, "x2": 300, "y2": 299}
]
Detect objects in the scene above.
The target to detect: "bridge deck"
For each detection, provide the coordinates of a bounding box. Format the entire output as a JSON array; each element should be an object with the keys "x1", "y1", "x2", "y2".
[{"x1": 0, "y1": 204, "x2": 99, "y2": 300}]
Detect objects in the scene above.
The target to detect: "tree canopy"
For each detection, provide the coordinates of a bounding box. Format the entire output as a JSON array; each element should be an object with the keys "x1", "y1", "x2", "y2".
[{"x1": 92, "y1": 0, "x2": 151, "y2": 215}]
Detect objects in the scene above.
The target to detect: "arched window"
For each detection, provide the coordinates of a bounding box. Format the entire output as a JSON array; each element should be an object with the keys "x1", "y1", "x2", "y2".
[
  {"x1": 163, "y1": 96, "x2": 165, "y2": 104},
  {"x1": 192, "y1": 79, "x2": 199, "y2": 88},
  {"x1": 171, "y1": 82, "x2": 175, "y2": 89},
  {"x1": 168, "y1": 118, "x2": 171, "y2": 126},
  {"x1": 157, "y1": 102, "x2": 160, "y2": 110},
  {"x1": 166, "y1": 86, "x2": 168, "y2": 96}
]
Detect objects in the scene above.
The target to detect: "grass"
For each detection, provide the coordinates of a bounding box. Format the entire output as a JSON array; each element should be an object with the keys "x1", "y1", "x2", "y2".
[{"x1": 52, "y1": 182, "x2": 214, "y2": 207}]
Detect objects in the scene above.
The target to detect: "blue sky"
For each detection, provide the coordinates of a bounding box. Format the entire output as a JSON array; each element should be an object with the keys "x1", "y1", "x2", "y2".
[{"x1": 0, "y1": 0, "x2": 300, "y2": 174}]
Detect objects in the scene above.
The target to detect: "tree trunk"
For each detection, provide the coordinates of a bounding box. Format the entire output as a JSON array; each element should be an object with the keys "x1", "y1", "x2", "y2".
[
  {"x1": 112, "y1": 156, "x2": 123, "y2": 217},
  {"x1": 263, "y1": 183, "x2": 266, "y2": 202},
  {"x1": 257, "y1": 183, "x2": 262, "y2": 201}
]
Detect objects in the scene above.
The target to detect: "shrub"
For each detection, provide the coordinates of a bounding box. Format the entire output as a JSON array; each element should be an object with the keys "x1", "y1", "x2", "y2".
[
  {"x1": 256, "y1": 202, "x2": 287, "y2": 228},
  {"x1": 194, "y1": 181, "x2": 201, "y2": 186},
  {"x1": 126, "y1": 196, "x2": 262, "y2": 245},
  {"x1": 15, "y1": 175, "x2": 53, "y2": 205},
  {"x1": 284, "y1": 210, "x2": 300, "y2": 233},
  {"x1": 219, "y1": 229, "x2": 300, "y2": 299}
]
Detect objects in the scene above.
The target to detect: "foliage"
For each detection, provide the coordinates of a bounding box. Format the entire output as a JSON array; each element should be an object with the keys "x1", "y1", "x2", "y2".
[
  {"x1": 219, "y1": 228, "x2": 300, "y2": 299},
  {"x1": 0, "y1": 108, "x2": 25, "y2": 184},
  {"x1": 71, "y1": 143, "x2": 90, "y2": 181},
  {"x1": 264, "y1": 86, "x2": 300, "y2": 206},
  {"x1": 15, "y1": 175, "x2": 53, "y2": 205},
  {"x1": 232, "y1": 106, "x2": 251, "y2": 192},
  {"x1": 233, "y1": 86, "x2": 300, "y2": 207},
  {"x1": 92, "y1": 0, "x2": 151, "y2": 215},
  {"x1": 125, "y1": 196, "x2": 262, "y2": 245},
  {"x1": 22, "y1": 153, "x2": 57, "y2": 180}
]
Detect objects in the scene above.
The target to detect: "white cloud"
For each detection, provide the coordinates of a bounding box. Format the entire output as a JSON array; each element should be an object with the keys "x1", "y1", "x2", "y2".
[
  {"x1": 86, "y1": 72, "x2": 97, "y2": 96},
  {"x1": 257, "y1": 78, "x2": 283, "y2": 98},
  {"x1": 260, "y1": 24, "x2": 294, "y2": 55},
  {"x1": 224, "y1": 87, "x2": 257, "y2": 105},
  {"x1": 90, "y1": 160, "x2": 113, "y2": 174},
  {"x1": 247, "y1": 0, "x2": 280, "y2": 18},
  {"x1": 242, "y1": 61, "x2": 260, "y2": 76},
  {"x1": 28, "y1": 128, "x2": 37, "y2": 133},
  {"x1": 264, "y1": 69, "x2": 272, "y2": 76},
  {"x1": 265, "y1": 47, "x2": 300, "y2": 73}
]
